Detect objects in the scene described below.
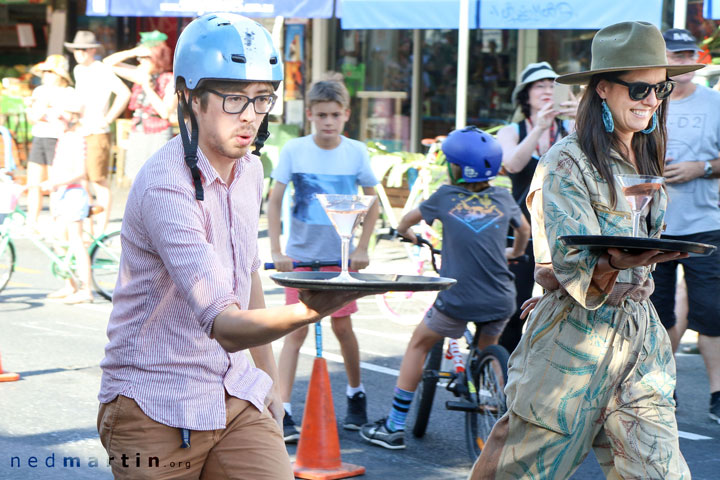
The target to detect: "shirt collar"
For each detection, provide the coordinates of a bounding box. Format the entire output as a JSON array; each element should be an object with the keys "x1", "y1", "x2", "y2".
[{"x1": 194, "y1": 145, "x2": 252, "y2": 188}]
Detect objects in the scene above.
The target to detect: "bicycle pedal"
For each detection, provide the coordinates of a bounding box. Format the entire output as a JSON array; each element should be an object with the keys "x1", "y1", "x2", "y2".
[{"x1": 445, "y1": 400, "x2": 478, "y2": 412}]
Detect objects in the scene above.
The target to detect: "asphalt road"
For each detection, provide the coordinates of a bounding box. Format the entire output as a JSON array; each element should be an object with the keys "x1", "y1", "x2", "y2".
[{"x1": 1, "y1": 214, "x2": 719, "y2": 479}]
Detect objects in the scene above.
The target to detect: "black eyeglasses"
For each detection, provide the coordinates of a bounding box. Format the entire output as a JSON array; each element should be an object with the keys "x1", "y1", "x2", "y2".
[
  {"x1": 205, "y1": 89, "x2": 277, "y2": 115},
  {"x1": 609, "y1": 78, "x2": 676, "y2": 101}
]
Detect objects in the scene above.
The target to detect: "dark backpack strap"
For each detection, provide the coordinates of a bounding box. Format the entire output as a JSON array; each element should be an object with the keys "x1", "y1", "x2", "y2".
[
  {"x1": 517, "y1": 120, "x2": 527, "y2": 143},
  {"x1": 252, "y1": 115, "x2": 271, "y2": 157}
]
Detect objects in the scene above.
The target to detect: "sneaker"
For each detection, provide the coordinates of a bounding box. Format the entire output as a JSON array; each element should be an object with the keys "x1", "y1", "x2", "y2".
[
  {"x1": 710, "y1": 396, "x2": 720, "y2": 425},
  {"x1": 359, "y1": 418, "x2": 406, "y2": 450},
  {"x1": 343, "y1": 392, "x2": 368, "y2": 430},
  {"x1": 62, "y1": 290, "x2": 94, "y2": 304},
  {"x1": 283, "y1": 413, "x2": 300, "y2": 443}
]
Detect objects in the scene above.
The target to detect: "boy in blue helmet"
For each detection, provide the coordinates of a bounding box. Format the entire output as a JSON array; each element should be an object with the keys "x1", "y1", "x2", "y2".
[
  {"x1": 96, "y1": 14, "x2": 372, "y2": 479},
  {"x1": 359, "y1": 126, "x2": 530, "y2": 450}
]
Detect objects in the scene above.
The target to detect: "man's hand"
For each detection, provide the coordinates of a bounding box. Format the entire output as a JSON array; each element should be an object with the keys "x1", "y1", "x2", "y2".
[
  {"x1": 271, "y1": 251, "x2": 294, "y2": 272},
  {"x1": 264, "y1": 388, "x2": 285, "y2": 427},
  {"x1": 349, "y1": 247, "x2": 370, "y2": 271},
  {"x1": 664, "y1": 158, "x2": 704, "y2": 184},
  {"x1": 298, "y1": 289, "x2": 375, "y2": 319}
]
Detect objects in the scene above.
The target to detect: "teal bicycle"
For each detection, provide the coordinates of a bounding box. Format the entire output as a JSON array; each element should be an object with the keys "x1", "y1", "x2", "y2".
[{"x1": 0, "y1": 179, "x2": 121, "y2": 300}]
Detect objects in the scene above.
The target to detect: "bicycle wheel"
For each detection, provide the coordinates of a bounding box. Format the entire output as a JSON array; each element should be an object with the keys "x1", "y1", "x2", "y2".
[
  {"x1": 0, "y1": 236, "x2": 15, "y2": 293},
  {"x1": 411, "y1": 339, "x2": 443, "y2": 438},
  {"x1": 376, "y1": 289, "x2": 437, "y2": 325},
  {"x1": 90, "y1": 231, "x2": 121, "y2": 301},
  {"x1": 465, "y1": 344, "x2": 509, "y2": 461}
]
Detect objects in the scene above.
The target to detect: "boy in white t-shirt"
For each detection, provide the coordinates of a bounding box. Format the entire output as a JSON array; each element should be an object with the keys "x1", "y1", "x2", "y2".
[{"x1": 267, "y1": 73, "x2": 380, "y2": 441}]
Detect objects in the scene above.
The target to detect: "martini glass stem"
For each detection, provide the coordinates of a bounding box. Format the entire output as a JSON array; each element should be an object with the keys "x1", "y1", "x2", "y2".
[
  {"x1": 631, "y1": 211, "x2": 641, "y2": 237},
  {"x1": 338, "y1": 235, "x2": 353, "y2": 281}
]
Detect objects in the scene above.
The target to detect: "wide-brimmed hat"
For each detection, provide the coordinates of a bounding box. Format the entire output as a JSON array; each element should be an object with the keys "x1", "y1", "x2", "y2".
[
  {"x1": 30, "y1": 54, "x2": 73, "y2": 85},
  {"x1": 556, "y1": 22, "x2": 704, "y2": 85},
  {"x1": 511, "y1": 61, "x2": 558, "y2": 106},
  {"x1": 64, "y1": 30, "x2": 101, "y2": 50}
]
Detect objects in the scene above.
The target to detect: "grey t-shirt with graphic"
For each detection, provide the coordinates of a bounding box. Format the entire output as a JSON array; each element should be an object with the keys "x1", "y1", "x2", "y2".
[
  {"x1": 664, "y1": 85, "x2": 720, "y2": 235},
  {"x1": 420, "y1": 184, "x2": 523, "y2": 323}
]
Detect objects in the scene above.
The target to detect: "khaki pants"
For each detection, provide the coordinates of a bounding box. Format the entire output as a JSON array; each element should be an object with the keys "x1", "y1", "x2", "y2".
[
  {"x1": 470, "y1": 294, "x2": 690, "y2": 480},
  {"x1": 97, "y1": 394, "x2": 293, "y2": 480}
]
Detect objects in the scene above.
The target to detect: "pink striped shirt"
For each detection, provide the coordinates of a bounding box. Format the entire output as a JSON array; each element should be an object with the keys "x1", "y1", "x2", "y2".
[{"x1": 98, "y1": 135, "x2": 271, "y2": 430}]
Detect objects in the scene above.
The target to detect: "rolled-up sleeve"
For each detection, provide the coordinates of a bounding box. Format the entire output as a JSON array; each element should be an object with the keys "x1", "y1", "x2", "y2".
[
  {"x1": 528, "y1": 151, "x2": 617, "y2": 309},
  {"x1": 141, "y1": 185, "x2": 237, "y2": 335}
]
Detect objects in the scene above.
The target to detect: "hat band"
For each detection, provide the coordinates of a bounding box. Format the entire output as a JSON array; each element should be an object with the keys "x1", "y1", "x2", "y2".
[{"x1": 521, "y1": 65, "x2": 554, "y2": 82}]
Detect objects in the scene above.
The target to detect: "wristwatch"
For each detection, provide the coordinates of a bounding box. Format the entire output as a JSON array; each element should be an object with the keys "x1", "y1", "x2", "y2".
[{"x1": 704, "y1": 161, "x2": 713, "y2": 179}]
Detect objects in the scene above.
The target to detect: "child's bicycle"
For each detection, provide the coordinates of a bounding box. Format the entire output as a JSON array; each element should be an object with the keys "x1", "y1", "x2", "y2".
[
  {"x1": 400, "y1": 234, "x2": 519, "y2": 462},
  {"x1": 0, "y1": 175, "x2": 121, "y2": 300}
]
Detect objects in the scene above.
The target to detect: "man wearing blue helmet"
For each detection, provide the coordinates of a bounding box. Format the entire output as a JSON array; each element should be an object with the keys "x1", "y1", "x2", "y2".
[
  {"x1": 96, "y1": 14, "x2": 370, "y2": 479},
  {"x1": 360, "y1": 127, "x2": 530, "y2": 450}
]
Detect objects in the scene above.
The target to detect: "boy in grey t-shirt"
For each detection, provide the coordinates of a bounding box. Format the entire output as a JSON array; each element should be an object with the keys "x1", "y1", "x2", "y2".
[{"x1": 360, "y1": 127, "x2": 530, "y2": 450}]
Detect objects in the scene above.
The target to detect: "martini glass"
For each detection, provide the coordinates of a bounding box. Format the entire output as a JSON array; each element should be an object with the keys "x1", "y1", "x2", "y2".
[
  {"x1": 615, "y1": 174, "x2": 665, "y2": 237},
  {"x1": 316, "y1": 193, "x2": 376, "y2": 282}
]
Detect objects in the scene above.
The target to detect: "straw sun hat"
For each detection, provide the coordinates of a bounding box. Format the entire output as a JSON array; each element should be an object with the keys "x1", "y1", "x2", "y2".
[
  {"x1": 31, "y1": 54, "x2": 73, "y2": 85},
  {"x1": 556, "y1": 21, "x2": 703, "y2": 85}
]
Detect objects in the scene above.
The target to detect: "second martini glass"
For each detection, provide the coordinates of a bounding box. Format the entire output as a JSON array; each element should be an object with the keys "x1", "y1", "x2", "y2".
[
  {"x1": 316, "y1": 193, "x2": 376, "y2": 282},
  {"x1": 615, "y1": 174, "x2": 664, "y2": 237}
]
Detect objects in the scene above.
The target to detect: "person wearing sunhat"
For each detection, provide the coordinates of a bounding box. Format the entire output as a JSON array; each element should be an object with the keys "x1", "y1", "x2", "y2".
[
  {"x1": 495, "y1": 61, "x2": 578, "y2": 355},
  {"x1": 65, "y1": 30, "x2": 130, "y2": 235},
  {"x1": 469, "y1": 21, "x2": 702, "y2": 480},
  {"x1": 648, "y1": 27, "x2": 720, "y2": 425},
  {"x1": 103, "y1": 30, "x2": 177, "y2": 182},
  {"x1": 24, "y1": 54, "x2": 75, "y2": 228}
]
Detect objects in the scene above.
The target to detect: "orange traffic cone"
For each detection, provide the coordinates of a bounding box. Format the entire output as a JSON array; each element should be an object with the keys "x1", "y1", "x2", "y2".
[
  {"x1": 0, "y1": 351, "x2": 20, "y2": 382},
  {"x1": 293, "y1": 357, "x2": 365, "y2": 480}
]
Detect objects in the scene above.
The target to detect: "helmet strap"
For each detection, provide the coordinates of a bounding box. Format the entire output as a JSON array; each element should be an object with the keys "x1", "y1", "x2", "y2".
[
  {"x1": 252, "y1": 114, "x2": 271, "y2": 157},
  {"x1": 446, "y1": 162, "x2": 465, "y2": 184},
  {"x1": 177, "y1": 91, "x2": 204, "y2": 201}
]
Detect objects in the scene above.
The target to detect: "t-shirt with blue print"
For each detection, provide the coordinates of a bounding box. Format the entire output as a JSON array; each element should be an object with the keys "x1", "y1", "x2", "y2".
[
  {"x1": 271, "y1": 134, "x2": 378, "y2": 262},
  {"x1": 420, "y1": 184, "x2": 523, "y2": 323}
]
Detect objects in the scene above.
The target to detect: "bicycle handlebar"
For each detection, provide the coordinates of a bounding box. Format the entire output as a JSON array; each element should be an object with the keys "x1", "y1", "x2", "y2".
[{"x1": 264, "y1": 260, "x2": 343, "y2": 270}]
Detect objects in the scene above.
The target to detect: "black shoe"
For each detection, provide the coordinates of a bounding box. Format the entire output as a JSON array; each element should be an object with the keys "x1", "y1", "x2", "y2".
[
  {"x1": 710, "y1": 396, "x2": 720, "y2": 425},
  {"x1": 283, "y1": 412, "x2": 300, "y2": 443},
  {"x1": 359, "y1": 418, "x2": 406, "y2": 450},
  {"x1": 343, "y1": 392, "x2": 368, "y2": 430}
]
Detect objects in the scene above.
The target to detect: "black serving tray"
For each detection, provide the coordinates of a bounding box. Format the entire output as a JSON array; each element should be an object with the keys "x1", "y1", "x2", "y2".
[
  {"x1": 558, "y1": 235, "x2": 716, "y2": 256},
  {"x1": 269, "y1": 271, "x2": 457, "y2": 292}
]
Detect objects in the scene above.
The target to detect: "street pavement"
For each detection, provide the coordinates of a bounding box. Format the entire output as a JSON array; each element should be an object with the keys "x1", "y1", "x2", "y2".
[{"x1": 1, "y1": 182, "x2": 719, "y2": 479}]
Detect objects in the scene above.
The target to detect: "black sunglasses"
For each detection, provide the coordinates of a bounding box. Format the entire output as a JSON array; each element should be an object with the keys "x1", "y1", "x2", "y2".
[{"x1": 608, "y1": 78, "x2": 676, "y2": 101}]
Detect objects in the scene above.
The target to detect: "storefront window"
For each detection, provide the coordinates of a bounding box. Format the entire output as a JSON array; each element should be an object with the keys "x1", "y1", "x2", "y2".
[{"x1": 333, "y1": 26, "x2": 517, "y2": 151}]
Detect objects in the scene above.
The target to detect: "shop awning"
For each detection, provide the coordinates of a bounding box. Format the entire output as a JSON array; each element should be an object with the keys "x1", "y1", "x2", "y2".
[
  {"x1": 705, "y1": 0, "x2": 720, "y2": 19},
  {"x1": 85, "y1": 0, "x2": 335, "y2": 18},
  {"x1": 340, "y1": 0, "x2": 663, "y2": 29}
]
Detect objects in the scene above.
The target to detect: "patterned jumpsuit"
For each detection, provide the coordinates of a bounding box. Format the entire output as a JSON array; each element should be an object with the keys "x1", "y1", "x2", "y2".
[{"x1": 489, "y1": 133, "x2": 690, "y2": 479}]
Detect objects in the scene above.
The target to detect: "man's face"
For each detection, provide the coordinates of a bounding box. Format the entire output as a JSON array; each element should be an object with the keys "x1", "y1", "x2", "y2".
[
  {"x1": 666, "y1": 50, "x2": 698, "y2": 84},
  {"x1": 72, "y1": 48, "x2": 96, "y2": 66},
  {"x1": 192, "y1": 82, "x2": 273, "y2": 165}
]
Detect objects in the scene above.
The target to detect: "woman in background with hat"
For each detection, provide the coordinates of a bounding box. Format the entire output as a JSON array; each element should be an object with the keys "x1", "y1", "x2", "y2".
[
  {"x1": 470, "y1": 21, "x2": 701, "y2": 480},
  {"x1": 495, "y1": 61, "x2": 577, "y2": 354},
  {"x1": 25, "y1": 55, "x2": 75, "y2": 228},
  {"x1": 103, "y1": 30, "x2": 176, "y2": 182}
]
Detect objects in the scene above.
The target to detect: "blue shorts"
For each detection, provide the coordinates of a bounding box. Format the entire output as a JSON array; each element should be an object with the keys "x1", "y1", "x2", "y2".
[
  {"x1": 650, "y1": 229, "x2": 720, "y2": 337},
  {"x1": 50, "y1": 186, "x2": 89, "y2": 223}
]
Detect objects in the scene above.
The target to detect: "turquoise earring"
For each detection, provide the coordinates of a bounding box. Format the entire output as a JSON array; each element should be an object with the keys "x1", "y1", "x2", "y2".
[
  {"x1": 601, "y1": 100, "x2": 614, "y2": 133},
  {"x1": 641, "y1": 112, "x2": 657, "y2": 134}
]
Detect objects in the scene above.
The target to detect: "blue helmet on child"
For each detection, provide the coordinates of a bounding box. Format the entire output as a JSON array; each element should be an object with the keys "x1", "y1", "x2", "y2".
[
  {"x1": 173, "y1": 13, "x2": 283, "y2": 90},
  {"x1": 441, "y1": 126, "x2": 503, "y2": 183}
]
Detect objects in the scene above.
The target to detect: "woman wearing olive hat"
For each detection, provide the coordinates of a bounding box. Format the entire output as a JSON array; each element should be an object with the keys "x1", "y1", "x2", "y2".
[
  {"x1": 496, "y1": 61, "x2": 578, "y2": 354},
  {"x1": 470, "y1": 21, "x2": 702, "y2": 480}
]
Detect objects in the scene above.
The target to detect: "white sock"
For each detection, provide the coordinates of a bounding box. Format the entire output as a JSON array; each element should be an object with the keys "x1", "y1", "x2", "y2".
[
  {"x1": 283, "y1": 403, "x2": 292, "y2": 416},
  {"x1": 346, "y1": 384, "x2": 365, "y2": 397}
]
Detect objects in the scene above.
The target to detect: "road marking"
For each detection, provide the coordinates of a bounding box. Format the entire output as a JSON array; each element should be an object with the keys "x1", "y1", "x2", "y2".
[{"x1": 677, "y1": 431, "x2": 712, "y2": 440}]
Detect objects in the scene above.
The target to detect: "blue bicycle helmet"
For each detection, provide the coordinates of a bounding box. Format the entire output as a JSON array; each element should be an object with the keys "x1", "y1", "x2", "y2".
[
  {"x1": 173, "y1": 13, "x2": 283, "y2": 200},
  {"x1": 174, "y1": 13, "x2": 283, "y2": 90},
  {"x1": 441, "y1": 126, "x2": 503, "y2": 183}
]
